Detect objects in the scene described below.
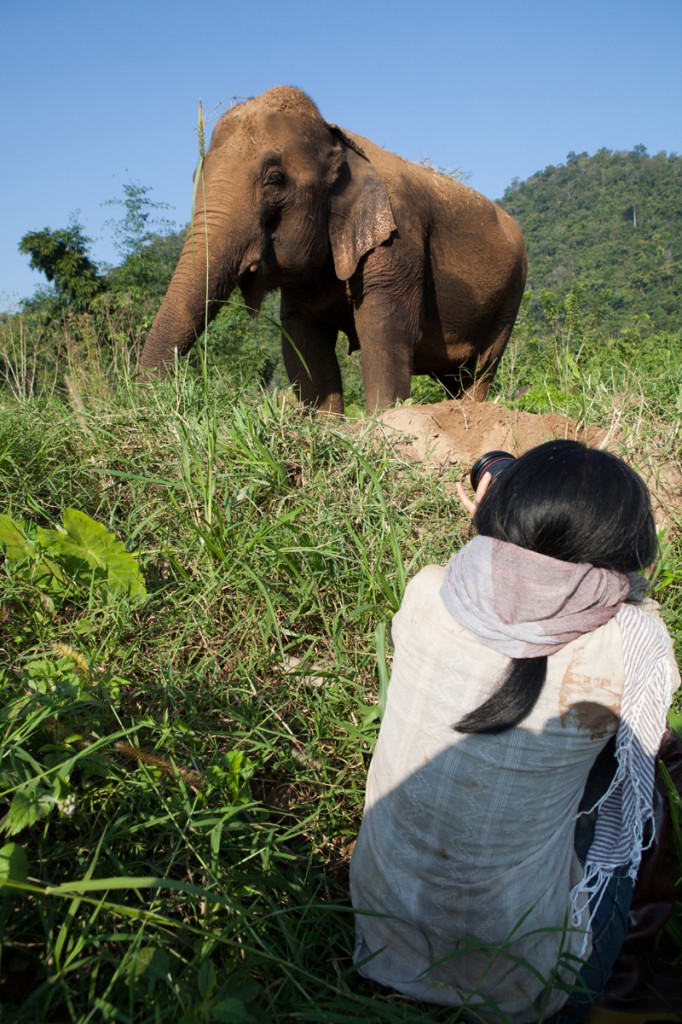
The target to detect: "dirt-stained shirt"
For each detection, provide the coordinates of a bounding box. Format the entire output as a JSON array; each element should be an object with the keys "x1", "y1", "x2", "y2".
[{"x1": 349, "y1": 564, "x2": 668, "y2": 1023}]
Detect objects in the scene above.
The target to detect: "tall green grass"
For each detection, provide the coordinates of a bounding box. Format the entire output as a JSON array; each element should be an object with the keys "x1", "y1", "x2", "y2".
[{"x1": 0, "y1": 311, "x2": 680, "y2": 1022}]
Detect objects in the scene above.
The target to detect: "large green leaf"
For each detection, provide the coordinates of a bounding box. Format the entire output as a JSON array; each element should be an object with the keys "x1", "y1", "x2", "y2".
[{"x1": 37, "y1": 509, "x2": 146, "y2": 600}]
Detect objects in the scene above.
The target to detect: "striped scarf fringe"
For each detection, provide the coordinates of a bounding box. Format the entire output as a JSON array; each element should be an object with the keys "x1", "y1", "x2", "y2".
[{"x1": 569, "y1": 602, "x2": 676, "y2": 955}]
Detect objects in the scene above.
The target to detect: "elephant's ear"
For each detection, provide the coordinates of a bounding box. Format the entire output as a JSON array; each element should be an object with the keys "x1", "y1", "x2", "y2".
[
  {"x1": 327, "y1": 123, "x2": 369, "y2": 160},
  {"x1": 327, "y1": 126, "x2": 396, "y2": 282}
]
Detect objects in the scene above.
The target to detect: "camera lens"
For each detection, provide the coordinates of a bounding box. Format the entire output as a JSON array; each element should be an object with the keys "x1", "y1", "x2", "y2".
[{"x1": 470, "y1": 451, "x2": 516, "y2": 491}]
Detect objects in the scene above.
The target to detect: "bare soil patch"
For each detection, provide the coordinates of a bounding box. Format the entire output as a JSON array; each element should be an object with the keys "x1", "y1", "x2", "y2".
[{"x1": 375, "y1": 399, "x2": 681, "y2": 530}]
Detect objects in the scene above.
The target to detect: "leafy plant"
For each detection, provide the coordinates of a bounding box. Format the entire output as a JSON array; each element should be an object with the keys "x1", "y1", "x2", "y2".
[
  {"x1": 18, "y1": 220, "x2": 104, "y2": 310},
  {"x1": 0, "y1": 507, "x2": 146, "y2": 607},
  {"x1": 103, "y1": 181, "x2": 182, "y2": 301}
]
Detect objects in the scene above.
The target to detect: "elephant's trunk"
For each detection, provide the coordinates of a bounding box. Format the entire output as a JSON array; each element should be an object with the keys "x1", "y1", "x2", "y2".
[{"x1": 138, "y1": 198, "x2": 256, "y2": 374}]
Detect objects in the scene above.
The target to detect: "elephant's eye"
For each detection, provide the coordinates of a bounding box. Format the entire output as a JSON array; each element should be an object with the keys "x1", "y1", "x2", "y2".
[{"x1": 264, "y1": 169, "x2": 286, "y2": 188}]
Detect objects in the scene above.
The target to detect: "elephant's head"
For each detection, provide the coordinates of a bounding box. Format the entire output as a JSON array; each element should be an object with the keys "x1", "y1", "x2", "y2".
[{"x1": 138, "y1": 87, "x2": 396, "y2": 374}]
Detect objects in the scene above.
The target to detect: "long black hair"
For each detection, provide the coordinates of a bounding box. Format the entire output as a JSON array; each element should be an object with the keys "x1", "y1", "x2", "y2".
[{"x1": 454, "y1": 440, "x2": 658, "y2": 734}]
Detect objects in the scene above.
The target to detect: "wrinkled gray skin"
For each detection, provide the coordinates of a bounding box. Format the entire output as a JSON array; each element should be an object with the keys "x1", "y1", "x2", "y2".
[{"x1": 139, "y1": 87, "x2": 527, "y2": 414}]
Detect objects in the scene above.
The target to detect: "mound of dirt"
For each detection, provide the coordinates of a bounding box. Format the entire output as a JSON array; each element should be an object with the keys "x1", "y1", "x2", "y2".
[
  {"x1": 375, "y1": 399, "x2": 680, "y2": 530},
  {"x1": 378, "y1": 400, "x2": 610, "y2": 467}
]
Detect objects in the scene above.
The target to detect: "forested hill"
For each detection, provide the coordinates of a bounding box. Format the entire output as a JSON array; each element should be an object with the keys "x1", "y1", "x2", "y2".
[{"x1": 498, "y1": 146, "x2": 681, "y2": 334}]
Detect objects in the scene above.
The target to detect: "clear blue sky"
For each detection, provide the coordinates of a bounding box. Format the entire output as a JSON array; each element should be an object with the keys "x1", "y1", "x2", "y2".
[{"x1": 1, "y1": 0, "x2": 680, "y2": 311}]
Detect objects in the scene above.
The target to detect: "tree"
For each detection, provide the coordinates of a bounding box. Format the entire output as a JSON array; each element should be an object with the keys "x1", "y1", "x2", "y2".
[
  {"x1": 18, "y1": 220, "x2": 103, "y2": 309},
  {"x1": 103, "y1": 182, "x2": 178, "y2": 294}
]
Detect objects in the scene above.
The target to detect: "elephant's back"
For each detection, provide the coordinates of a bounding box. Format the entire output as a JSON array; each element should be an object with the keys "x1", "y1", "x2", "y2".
[
  {"x1": 350, "y1": 131, "x2": 524, "y2": 254},
  {"x1": 350, "y1": 132, "x2": 488, "y2": 204}
]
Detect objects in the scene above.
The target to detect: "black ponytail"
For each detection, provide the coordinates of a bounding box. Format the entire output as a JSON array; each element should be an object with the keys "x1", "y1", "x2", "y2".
[{"x1": 454, "y1": 657, "x2": 548, "y2": 734}]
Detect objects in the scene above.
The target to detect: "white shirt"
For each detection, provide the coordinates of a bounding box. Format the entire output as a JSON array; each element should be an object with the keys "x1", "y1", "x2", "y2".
[{"x1": 351, "y1": 564, "x2": 631, "y2": 1023}]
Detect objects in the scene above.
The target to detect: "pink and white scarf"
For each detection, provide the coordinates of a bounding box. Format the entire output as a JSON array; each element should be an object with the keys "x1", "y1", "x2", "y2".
[{"x1": 440, "y1": 535, "x2": 676, "y2": 952}]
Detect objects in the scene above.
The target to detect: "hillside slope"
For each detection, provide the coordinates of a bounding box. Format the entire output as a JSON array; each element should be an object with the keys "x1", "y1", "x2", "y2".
[{"x1": 499, "y1": 146, "x2": 681, "y2": 333}]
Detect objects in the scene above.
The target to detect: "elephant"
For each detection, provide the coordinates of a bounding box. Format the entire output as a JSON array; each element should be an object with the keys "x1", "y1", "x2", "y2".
[{"x1": 139, "y1": 86, "x2": 527, "y2": 414}]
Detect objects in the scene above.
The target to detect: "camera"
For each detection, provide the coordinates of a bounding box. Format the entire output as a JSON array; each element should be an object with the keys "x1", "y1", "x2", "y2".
[{"x1": 470, "y1": 450, "x2": 516, "y2": 491}]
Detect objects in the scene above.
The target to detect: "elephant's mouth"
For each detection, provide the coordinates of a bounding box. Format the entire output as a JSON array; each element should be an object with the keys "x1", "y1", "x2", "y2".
[{"x1": 238, "y1": 260, "x2": 272, "y2": 314}]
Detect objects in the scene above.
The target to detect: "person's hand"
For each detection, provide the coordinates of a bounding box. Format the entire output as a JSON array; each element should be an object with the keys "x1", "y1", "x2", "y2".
[{"x1": 455, "y1": 471, "x2": 492, "y2": 516}]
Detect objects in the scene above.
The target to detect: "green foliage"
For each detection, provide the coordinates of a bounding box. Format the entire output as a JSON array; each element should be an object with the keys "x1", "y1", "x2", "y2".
[
  {"x1": 409, "y1": 375, "x2": 452, "y2": 405},
  {"x1": 500, "y1": 147, "x2": 682, "y2": 334},
  {"x1": 107, "y1": 227, "x2": 187, "y2": 305},
  {"x1": 17, "y1": 185, "x2": 184, "y2": 346},
  {"x1": 18, "y1": 220, "x2": 104, "y2": 310},
  {"x1": 0, "y1": 506, "x2": 147, "y2": 846},
  {"x1": 490, "y1": 284, "x2": 682, "y2": 426},
  {"x1": 0, "y1": 351, "x2": 470, "y2": 1021},
  {"x1": 0, "y1": 507, "x2": 146, "y2": 606},
  {"x1": 1, "y1": 512, "x2": 134, "y2": 848},
  {"x1": 104, "y1": 181, "x2": 176, "y2": 261},
  {"x1": 104, "y1": 181, "x2": 183, "y2": 302},
  {"x1": 194, "y1": 293, "x2": 279, "y2": 391},
  {"x1": 8, "y1": 186, "x2": 187, "y2": 400}
]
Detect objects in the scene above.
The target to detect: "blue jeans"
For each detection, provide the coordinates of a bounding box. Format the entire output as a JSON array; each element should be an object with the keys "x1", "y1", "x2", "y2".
[{"x1": 544, "y1": 741, "x2": 635, "y2": 1024}]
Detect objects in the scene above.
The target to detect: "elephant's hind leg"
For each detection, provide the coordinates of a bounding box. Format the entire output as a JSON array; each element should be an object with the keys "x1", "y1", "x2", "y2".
[
  {"x1": 459, "y1": 315, "x2": 518, "y2": 401},
  {"x1": 458, "y1": 283, "x2": 526, "y2": 401}
]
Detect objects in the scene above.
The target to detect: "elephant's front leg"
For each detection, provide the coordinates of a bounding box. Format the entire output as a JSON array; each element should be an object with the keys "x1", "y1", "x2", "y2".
[
  {"x1": 352, "y1": 250, "x2": 422, "y2": 413},
  {"x1": 280, "y1": 305, "x2": 343, "y2": 415}
]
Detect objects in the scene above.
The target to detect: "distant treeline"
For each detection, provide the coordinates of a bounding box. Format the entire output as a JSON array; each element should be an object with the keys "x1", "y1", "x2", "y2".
[{"x1": 499, "y1": 146, "x2": 681, "y2": 334}]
